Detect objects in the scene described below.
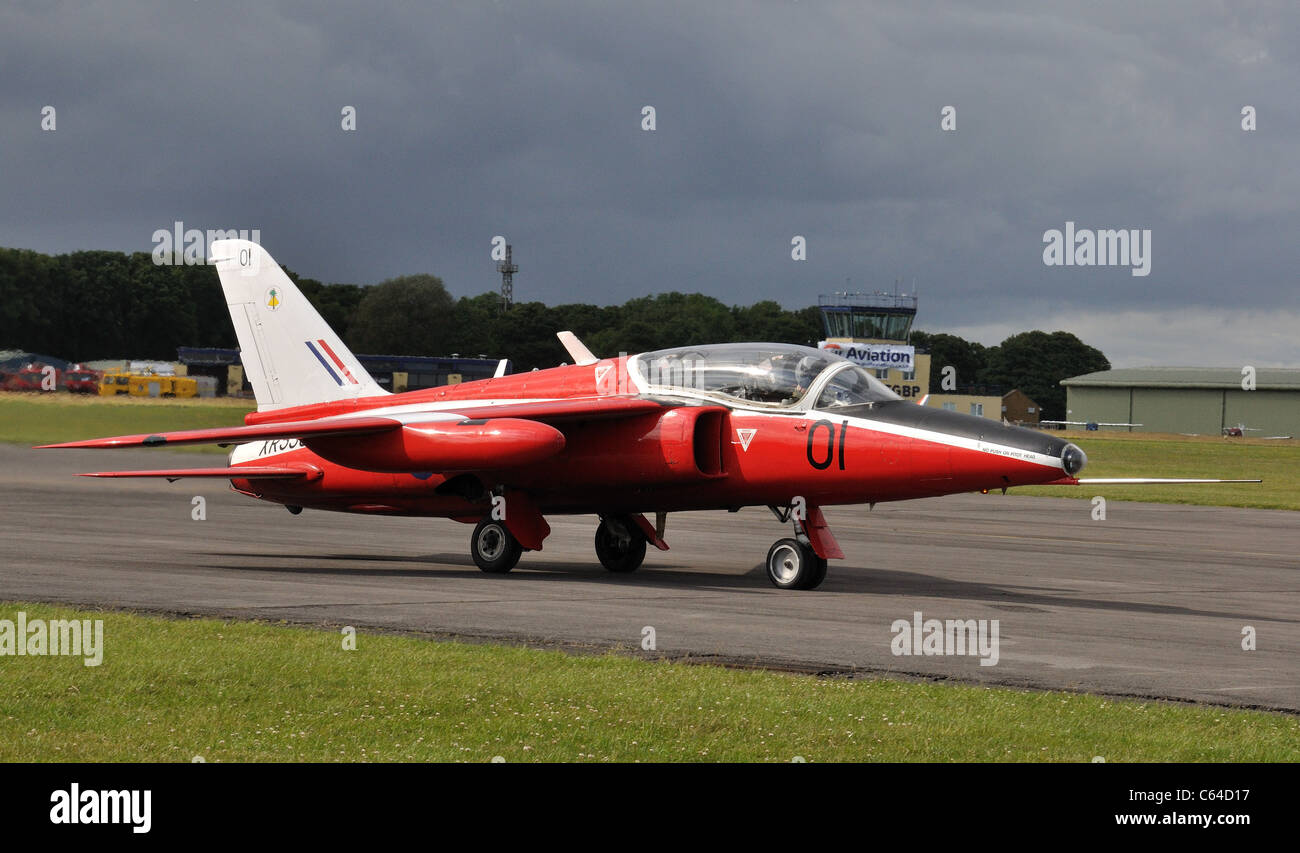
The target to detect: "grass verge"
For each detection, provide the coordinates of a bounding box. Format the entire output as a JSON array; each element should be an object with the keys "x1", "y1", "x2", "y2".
[
  {"x1": 0, "y1": 391, "x2": 251, "y2": 454},
  {"x1": 1, "y1": 602, "x2": 1296, "y2": 762}
]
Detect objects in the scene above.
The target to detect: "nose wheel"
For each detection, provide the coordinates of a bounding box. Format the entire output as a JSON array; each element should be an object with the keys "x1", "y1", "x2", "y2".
[
  {"x1": 595, "y1": 515, "x2": 647, "y2": 573},
  {"x1": 765, "y1": 538, "x2": 827, "y2": 590},
  {"x1": 764, "y1": 502, "x2": 839, "y2": 590},
  {"x1": 472, "y1": 518, "x2": 522, "y2": 573}
]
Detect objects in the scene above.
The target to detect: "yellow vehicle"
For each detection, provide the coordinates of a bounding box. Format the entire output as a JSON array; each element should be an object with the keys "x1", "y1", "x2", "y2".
[
  {"x1": 98, "y1": 371, "x2": 131, "y2": 396},
  {"x1": 98, "y1": 369, "x2": 197, "y2": 398}
]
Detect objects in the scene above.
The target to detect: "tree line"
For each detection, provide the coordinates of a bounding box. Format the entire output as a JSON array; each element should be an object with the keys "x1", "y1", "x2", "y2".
[
  {"x1": 0, "y1": 247, "x2": 823, "y2": 368},
  {"x1": 0, "y1": 246, "x2": 1106, "y2": 418},
  {"x1": 911, "y1": 330, "x2": 1109, "y2": 420}
]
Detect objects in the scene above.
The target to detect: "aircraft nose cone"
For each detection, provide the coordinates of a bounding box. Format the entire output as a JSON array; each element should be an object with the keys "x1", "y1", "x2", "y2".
[{"x1": 1061, "y1": 443, "x2": 1087, "y2": 476}]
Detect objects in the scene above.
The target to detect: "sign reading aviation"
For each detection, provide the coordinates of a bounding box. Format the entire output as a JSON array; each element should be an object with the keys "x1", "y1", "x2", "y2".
[{"x1": 819, "y1": 341, "x2": 914, "y2": 372}]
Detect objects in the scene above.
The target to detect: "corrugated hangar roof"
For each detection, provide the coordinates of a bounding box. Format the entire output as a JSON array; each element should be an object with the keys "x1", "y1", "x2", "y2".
[{"x1": 1062, "y1": 367, "x2": 1300, "y2": 390}]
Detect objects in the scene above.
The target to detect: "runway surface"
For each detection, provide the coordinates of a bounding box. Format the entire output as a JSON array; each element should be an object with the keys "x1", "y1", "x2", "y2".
[{"x1": 2, "y1": 445, "x2": 1297, "y2": 711}]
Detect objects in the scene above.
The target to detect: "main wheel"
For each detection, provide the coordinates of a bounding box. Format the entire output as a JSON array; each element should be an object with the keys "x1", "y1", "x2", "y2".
[
  {"x1": 471, "y1": 519, "x2": 522, "y2": 573},
  {"x1": 594, "y1": 516, "x2": 647, "y2": 573},
  {"x1": 765, "y1": 538, "x2": 828, "y2": 590}
]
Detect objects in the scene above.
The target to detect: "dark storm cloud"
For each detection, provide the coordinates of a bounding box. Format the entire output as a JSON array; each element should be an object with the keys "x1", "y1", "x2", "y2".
[{"x1": 1, "y1": 0, "x2": 1297, "y2": 364}]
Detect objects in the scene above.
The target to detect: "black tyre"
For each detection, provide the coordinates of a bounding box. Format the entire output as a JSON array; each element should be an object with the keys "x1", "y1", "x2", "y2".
[
  {"x1": 471, "y1": 519, "x2": 522, "y2": 573},
  {"x1": 594, "y1": 516, "x2": 648, "y2": 573},
  {"x1": 765, "y1": 538, "x2": 827, "y2": 590},
  {"x1": 803, "y1": 551, "x2": 828, "y2": 590}
]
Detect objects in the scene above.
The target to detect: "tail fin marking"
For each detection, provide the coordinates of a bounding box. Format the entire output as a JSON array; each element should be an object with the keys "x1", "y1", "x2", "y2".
[{"x1": 210, "y1": 239, "x2": 386, "y2": 410}]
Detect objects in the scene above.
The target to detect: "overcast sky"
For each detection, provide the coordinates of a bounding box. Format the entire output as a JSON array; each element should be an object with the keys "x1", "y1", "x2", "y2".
[{"x1": 2, "y1": 1, "x2": 1297, "y2": 366}]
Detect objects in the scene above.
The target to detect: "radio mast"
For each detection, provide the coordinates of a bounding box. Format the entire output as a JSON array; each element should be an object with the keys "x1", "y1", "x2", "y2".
[{"x1": 497, "y1": 244, "x2": 517, "y2": 311}]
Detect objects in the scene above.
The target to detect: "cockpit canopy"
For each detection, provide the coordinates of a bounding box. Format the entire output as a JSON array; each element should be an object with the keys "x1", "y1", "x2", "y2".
[{"x1": 631, "y1": 343, "x2": 901, "y2": 408}]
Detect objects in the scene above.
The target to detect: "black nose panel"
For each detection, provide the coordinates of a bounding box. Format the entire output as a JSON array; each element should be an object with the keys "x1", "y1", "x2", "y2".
[
  {"x1": 830, "y1": 401, "x2": 1073, "y2": 461},
  {"x1": 1061, "y1": 443, "x2": 1088, "y2": 475}
]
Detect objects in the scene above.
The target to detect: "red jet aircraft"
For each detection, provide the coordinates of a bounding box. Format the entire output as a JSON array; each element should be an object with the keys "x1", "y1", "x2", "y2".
[{"x1": 40, "y1": 241, "x2": 1258, "y2": 589}]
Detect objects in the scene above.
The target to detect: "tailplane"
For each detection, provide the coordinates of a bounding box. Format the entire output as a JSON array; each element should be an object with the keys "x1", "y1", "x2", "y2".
[{"x1": 209, "y1": 240, "x2": 386, "y2": 411}]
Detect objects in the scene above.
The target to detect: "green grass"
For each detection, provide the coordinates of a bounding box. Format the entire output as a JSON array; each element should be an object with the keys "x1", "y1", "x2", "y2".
[
  {"x1": 1, "y1": 602, "x2": 1295, "y2": 762},
  {"x1": 1017, "y1": 432, "x2": 1300, "y2": 510},
  {"x1": 0, "y1": 391, "x2": 251, "y2": 454}
]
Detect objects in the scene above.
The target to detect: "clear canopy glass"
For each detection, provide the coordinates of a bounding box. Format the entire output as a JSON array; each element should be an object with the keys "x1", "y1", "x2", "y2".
[{"x1": 632, "y1": 343, "x2": 900, "y2": 408}]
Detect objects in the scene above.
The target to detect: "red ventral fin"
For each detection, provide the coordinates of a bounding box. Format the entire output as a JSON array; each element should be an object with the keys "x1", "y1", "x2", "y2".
[
  {"x1": 501, "y1": 489, "x2": 551, "y2": 551},
  {"x1": 630, "y1": 513, "x2": 669, "y2": 551},
  {"x1": 798, "y1": 505, "x2": 844, "y2": 560}
]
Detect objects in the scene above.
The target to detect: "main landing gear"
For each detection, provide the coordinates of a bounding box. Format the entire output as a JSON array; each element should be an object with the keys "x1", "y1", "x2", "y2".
[
  {"x1": 471, "y1": 518, "x2": 522, "y2": 573},
  {"x1": 764, "y1": 503, "x2": 836, "y2": 590},
  {"x1": 470, "y1": 511, "x2": 653, "y2": 575},
  {"x1": 594, "y1": 515, "x2": 648, "y2": 573}
]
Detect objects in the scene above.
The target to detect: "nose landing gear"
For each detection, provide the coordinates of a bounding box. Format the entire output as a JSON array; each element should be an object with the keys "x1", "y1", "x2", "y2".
[
  {"x1": 764, "y1": 502, "x2": 838, "y2": 590},
  {"x1": 765, "y1": 538, "x2": 827, "y2": 590}
]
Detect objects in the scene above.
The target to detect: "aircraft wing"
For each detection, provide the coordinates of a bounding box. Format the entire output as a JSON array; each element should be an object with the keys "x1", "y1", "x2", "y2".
[
  {"x1": 39, "y1": 396, "x2": 669, "y2": 454},
  {"x1": 1040, "y1": 420, "x2": 1143, "y2": 427},
  {"x1": 39, "y1": 396, "x2": 673, "y2": 487},
  {"x1": 441, "y1": 396, "x2": 668, "y2": 422},
  {"x1": 80, "y1": 465, "x2": 321, "y2": 482},
  {"x1": 35, "y1": 415, "x2": 401, "y2": 449},
  {"x1": 237, "y1": 395, "x2": 671, "y2": 430}
]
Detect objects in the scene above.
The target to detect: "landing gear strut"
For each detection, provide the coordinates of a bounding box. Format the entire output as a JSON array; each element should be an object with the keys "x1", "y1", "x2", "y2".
[
  {"x1": 594, "y1": 515, "x2": 647, "y2": 573},
  {"x1": 471, "y1": 518, "x2": 522, "y2": 573}
]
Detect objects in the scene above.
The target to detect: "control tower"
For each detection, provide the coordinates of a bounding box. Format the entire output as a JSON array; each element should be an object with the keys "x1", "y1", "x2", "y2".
[
  {"x1": 817, "y1": 292, "x2": 918, "y2": 342},
  {"x1": 817, "y1": 291, "x2": 928, "y2": 400}
]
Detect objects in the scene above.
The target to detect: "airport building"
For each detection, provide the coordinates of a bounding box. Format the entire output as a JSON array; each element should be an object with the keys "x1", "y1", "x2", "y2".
[
  {"x1": 1061, "y1": 367, "x2": 1300, "y2": 436},
  {"x1": 177, "y1": 347, "x2": 505, "y2": 397},
  {"x1": 926, "y1": 390, "x2": 1003, "y2": 419},
  {"x1": 816, "y1": 292, "x2": 1002, "y2": 418},
  {"x1": 1001, "y1": 389, "x2": 1042, "y2": 425}
]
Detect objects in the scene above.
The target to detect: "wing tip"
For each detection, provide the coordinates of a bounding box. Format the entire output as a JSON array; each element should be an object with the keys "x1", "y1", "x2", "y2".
[{"x1": 36, "y1": 437, "x2": 141, "y2": 449}]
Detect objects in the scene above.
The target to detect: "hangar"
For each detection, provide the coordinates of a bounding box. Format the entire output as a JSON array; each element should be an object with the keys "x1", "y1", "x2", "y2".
[{"x1": 1061, "y1": 367, "x2": 1300, "y2": 436}]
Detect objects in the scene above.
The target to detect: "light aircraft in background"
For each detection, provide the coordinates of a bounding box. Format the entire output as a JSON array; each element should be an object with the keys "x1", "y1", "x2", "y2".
[
  {"x1": 1040, "y1": 419, "x2": 1142, "y2": 431},
  {"x1": 1221, "y1": 423, "x2": 1293, "y2": 439},
  {"x1": 39, "y1": 241, "x2": 1260, "y2": 590}
]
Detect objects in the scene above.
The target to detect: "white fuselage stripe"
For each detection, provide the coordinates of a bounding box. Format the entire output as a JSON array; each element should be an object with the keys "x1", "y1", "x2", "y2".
[{"x1": 724, "y1": 405, "x2": 1066, "y2": 470}]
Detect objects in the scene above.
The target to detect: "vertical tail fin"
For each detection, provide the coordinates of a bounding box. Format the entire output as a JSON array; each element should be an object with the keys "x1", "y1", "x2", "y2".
[{"x1": 209, "y1": 240, "x2": 386, "y2": 411}]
